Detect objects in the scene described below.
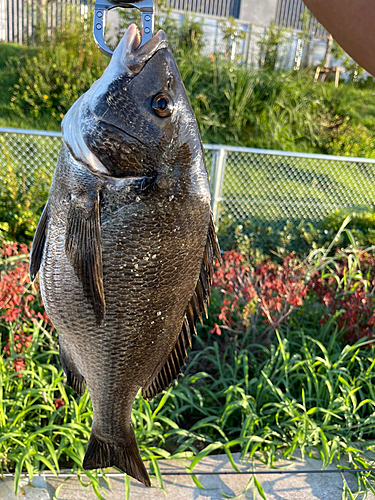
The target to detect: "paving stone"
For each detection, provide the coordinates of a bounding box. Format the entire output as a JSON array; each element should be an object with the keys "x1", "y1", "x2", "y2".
[
  {"x1": 43, "y1": 453, "x2": 375, "y2": 500},
  {"x1": 0, "y1": 476, "x2": 51, "y2": 499}
]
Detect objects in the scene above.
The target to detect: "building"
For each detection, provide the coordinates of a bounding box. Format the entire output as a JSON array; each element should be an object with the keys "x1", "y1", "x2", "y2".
[
  {"x1": 0, "y1": 0, "x2": 323, "y2": 45},
  {"x1": 166, "y1": 0, "x2": 320, "y2": 33},
  {"x1": 165, "y1": 0, "x2": 242, "y2": 19}
]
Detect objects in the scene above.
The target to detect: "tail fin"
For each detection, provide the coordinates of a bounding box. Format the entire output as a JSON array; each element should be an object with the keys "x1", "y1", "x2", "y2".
[{"x1": 83, "y1": 426, "x2": 150, "y2": 487}]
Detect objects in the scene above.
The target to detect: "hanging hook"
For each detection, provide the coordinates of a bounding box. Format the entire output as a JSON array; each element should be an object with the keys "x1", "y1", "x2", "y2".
[{"x1": 93, "y1": 0, "x2": 154, "y2": 58}]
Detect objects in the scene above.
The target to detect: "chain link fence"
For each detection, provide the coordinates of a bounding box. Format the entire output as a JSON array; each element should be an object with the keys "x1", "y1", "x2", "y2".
[{"x1": 2, "y1": 127, "x2": 375, "y2": 244}]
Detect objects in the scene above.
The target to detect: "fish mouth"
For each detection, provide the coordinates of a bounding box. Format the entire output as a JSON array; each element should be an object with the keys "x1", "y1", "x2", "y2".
[
  {"x1": 62, "y1": 26, "x2": 168, "y2": 176},
  {"x1": 116, "y1": 23, "x2": 168, "y2": 75}
]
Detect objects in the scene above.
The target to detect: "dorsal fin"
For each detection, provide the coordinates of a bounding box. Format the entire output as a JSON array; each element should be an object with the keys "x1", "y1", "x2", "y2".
[{"x1": 142, "y1": 213, "x2": 220, "y2": 401}]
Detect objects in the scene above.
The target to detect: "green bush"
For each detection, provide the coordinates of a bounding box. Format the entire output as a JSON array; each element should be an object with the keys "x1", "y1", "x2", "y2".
[
  {"x1": 257, "y1": 22, "x2": 289, "y2": 71},
  {"x1": 0, "y1": 43, "x2": 39, "y2": 128},
  {"x1": 10, "y1": 12, "x2": 108, "y2": 123},
  {"x1": 323, "y1": 209, "x2": 375, "y2": 247},
  {"x1": 325, "y1": 121, "x2": 375, "y2": 158},
  {"x1": 222, "y1": 209, "x2": 375, "y2": 259},
  {"x1": 218, "y1": 217, "x2": 322, "y2": 260},
  {"x1": 2, "y1": 242, "x2": 375, "y2": 499}
]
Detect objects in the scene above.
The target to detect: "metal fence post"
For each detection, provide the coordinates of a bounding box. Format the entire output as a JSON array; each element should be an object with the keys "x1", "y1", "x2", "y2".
[{"x1": 211, "y1": 147, "x2": 227, "y2": 225}]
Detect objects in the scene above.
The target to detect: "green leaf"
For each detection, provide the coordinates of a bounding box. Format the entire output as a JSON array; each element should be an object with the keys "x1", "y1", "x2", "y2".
[
  {"x1": 189, "y1": 442, "x2": 225, "y2": 470},
  {"x1": 14, "y1": 449, "x2": 28, "y2": 494},
  {"x1": 254, "y1": 476, "x2": 267, "y2": 500},
  {"x1": 152, "y1": 388, "x2": 172, "y2": 419},
  {"x1": 224, "y1": 447, "x2": 240, "y2": 472},
  {"x1": 222, "y1": 476, "x2": 254, "y2": 499},
  {"x1": 188, "y1": 472, "x2": 206, "y2": 490},
  {"x1": 31, "y1": 452, "x2": 57, "y2": 475},
  {"x1": 150, "y1": 458, "x2": 164, "y2": 489},
  {"x1": 125, "y1": 474, "x2": 131, "y2": 500}
]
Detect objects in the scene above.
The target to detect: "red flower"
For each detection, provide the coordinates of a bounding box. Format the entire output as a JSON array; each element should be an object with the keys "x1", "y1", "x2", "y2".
[
  {"x1": 210, "y1": 323, "x2": 222, "y2": 336},
  {"x1": 1, "y1": 242, "x2": 55, "y2": 376},
  {"x1": 54, "y1": 398, "x2": 65, "y2": 409},
  {"x1": 13, "y1": 357, "x2": 26, "y2": 377}
]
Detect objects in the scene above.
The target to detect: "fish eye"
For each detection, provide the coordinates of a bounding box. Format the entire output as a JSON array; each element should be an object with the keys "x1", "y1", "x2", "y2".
[{"x1": 152, "y1": 93, "x2": 173, "y2": 118}]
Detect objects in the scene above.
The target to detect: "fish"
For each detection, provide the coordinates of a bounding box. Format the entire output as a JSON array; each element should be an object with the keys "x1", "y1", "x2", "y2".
[{"x1": 29, "y1": 24, "x2": 220, "y2": 487}]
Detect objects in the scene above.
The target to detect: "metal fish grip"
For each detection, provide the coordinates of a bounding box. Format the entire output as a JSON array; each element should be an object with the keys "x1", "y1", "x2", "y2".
[{"x1": 94, "y1": 0, "x2": 154, "y2": 58}]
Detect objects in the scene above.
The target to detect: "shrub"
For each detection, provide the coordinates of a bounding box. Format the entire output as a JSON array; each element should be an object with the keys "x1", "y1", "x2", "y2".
[
  {"x1": 210, "y1": 245, "x2": 375, "y2": 346},
  {"x1": 323, "y1": 209, "x2": 375, "y2": 247},
  {"x1": 325, "y1": 121, "x2": 375, "y2": 158},
  {"x1": 10, "y1": 11, "x2": 108, "y2": 122},
  {"x1": 1, "y1": 241, "x2": 375, "y2": 498},
  {"x1": 309, "y1": 246, "x2": 375, "y2": 343},
  {"x1": 0, "y1": 242, "x2": 52, "y2": 376},
  {"x1": 210, "y1": 250, "x2": 309, "y2": 346},
  {"x1": 258, "y1": 22, "x2": 289, "y2": 71},
  {"x1": 219, "y1": 218, "x2": 323, "y2": 260},
  {"x1": 224, "y1": 210, "x2": 375, "y2": 261},
  {"x1": 0, "y1": 43, "x2": 39, "y2": 128}
]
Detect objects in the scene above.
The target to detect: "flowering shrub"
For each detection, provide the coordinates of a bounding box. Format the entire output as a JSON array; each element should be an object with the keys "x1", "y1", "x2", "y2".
[
  {"x1": 0, "y1": 242, "x2": 53, "y2": 376},
  {"x1": 310, "y1": 249, "x2": 375, "y2": 343},
  {"x1": 211, "y1": 249, "x2": 375, "y2": 345},
  {"x1": 211, "y1": 250, "x2": 309, "y2": 344}
]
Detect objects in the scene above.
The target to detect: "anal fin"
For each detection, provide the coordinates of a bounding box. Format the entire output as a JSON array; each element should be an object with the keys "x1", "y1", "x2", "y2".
[
  {"x1": 59, "y1": 340, "x2": 86, "y2": 397},
  {"x1": 142, "y1": 213, "x2": 221, "y2": 401}
]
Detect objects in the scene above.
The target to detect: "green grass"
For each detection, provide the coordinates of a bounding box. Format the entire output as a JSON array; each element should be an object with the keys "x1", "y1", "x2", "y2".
[
  {"x1": 2, "y1": 290, "x2": 375, "y2": 497},
  {"x1": 2, "y1": 236, "x2": 375, "y2": 498},
  {"x1": 217, "y1": 151, "x2": 375, "y2": 235}
]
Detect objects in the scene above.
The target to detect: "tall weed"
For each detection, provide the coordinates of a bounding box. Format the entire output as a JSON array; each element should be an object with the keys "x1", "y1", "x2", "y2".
[{"x1": 1, "y1": 242, "x2": 375, "y2": 497}]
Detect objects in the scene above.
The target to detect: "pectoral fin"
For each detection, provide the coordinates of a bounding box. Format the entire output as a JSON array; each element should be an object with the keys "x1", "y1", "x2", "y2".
[
  {"x1": 29, "y1": 202, "x2": 49, "y2": 282},
  {"x1": 65, "y1": 192, "x2": 105, "y2": 326}
]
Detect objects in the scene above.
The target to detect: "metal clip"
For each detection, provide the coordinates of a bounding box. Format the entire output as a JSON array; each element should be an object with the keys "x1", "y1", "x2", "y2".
[{"x1": 93, "y1": 0, "x2": 154, "y2": 58}]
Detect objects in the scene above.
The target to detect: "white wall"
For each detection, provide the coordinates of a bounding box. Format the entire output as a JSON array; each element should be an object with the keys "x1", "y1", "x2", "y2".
[{"x1": 239, "y1": 0, "x2": 278, "y2": 26}]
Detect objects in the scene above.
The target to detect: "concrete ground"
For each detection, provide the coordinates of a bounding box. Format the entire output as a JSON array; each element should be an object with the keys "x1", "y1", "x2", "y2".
[{"x1": 1, "y1": 453, "x2": 374, "y2": 500}]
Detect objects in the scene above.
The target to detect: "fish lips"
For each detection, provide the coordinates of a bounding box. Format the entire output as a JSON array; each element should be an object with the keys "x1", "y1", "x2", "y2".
[
  {"x1": 83, "y1": 25, "x2": 169, "y2": 121},
  {"x1": 124, "y1": 24, "x2": 169, "y2": 75},
  {"x1": 114, "y1": 24, "x2": 169, "y2": 76}
]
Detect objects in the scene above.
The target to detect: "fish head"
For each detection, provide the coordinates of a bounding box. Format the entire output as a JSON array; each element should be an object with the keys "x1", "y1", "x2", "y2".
[{"x1": 63, "y1": 24, "x2": 206, "y2": 191}]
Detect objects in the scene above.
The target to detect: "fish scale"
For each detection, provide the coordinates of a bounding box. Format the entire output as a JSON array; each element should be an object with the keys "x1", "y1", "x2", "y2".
[{"x1": 30, "y1": 25, "x2": 220, "y2": 487}]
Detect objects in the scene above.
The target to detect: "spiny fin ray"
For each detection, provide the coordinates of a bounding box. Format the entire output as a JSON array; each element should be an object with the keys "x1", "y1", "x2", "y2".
[{"x1": 29, "y1": 202, "x2": 49, "y2": 282}]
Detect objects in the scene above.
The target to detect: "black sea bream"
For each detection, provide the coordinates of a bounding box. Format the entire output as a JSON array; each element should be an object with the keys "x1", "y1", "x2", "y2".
[{"x1": 29, "y1": 24, "x2": 220, "y2": 487}]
